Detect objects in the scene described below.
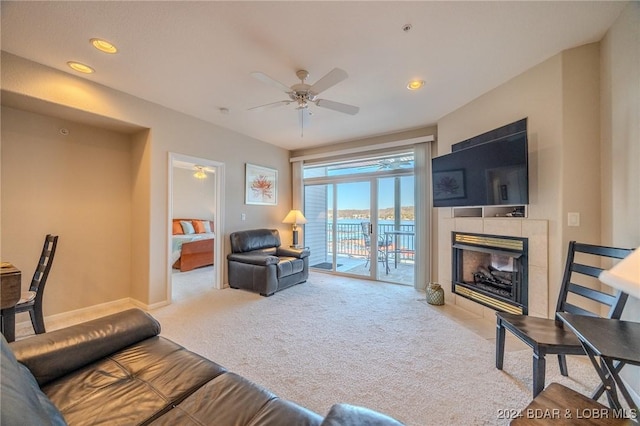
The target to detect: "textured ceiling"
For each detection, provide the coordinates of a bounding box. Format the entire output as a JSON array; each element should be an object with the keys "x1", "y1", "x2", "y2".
[{"x1": 0, "y1": 1, "x2": 627, "y2": 150}]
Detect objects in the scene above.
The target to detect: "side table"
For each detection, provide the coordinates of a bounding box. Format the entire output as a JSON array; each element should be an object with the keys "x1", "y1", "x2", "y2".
[
  {"x1": 1, "y1": 263, "x2": 22, "y2": 342},
  {"x1": 558, "y1": 312, "x2": 640, "y2": 415}
]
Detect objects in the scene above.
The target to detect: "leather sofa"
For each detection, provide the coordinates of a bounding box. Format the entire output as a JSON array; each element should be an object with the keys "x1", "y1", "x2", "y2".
[
  {"x1": 1, "y1": 308, "x2": 403, "y2": 426},
  {"x1": 227, "y1": 229, "x2": 310, "y2": 296}
]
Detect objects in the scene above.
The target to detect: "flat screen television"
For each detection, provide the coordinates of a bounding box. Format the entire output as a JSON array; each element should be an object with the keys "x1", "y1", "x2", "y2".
[{"x1": 431, "y1": 132, "x2": 529, "y2": 208}]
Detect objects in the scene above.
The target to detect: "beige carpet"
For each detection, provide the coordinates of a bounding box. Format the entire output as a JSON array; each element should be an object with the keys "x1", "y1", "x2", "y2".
[{"x1": 155, "y1": 270, "x2": 601, "y2": 425}]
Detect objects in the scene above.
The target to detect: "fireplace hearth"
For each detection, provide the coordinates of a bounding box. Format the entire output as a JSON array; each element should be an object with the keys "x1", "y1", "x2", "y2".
[{"x1": 452, "y1": 232, "x2": 528, "y2": 314}]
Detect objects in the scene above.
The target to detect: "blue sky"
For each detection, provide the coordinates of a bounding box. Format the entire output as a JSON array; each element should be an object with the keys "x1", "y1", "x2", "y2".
[{"x1": 335, "y1": 177, "x2": 414, "y2": 210}]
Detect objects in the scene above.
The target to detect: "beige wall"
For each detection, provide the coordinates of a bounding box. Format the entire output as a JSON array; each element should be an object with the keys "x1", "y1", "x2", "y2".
[
  {"x1": 172, "y1": 167, "x2": 216, "y2": 220},
  {"x1": 1, "y1": 107, "x2": 133, "y2": 315},
  {"x1": 290, "y1": 126, "x2": 437, "y2": 160},
  {"x1": 601, "y1": 1, "x2": 640, "y2": 276},
  {"x1": 561, "y1": 43, "x2": 602, "y2": 246},
  {"x1": 1, "y1": 52, "x2": 293, "y2": 311}
]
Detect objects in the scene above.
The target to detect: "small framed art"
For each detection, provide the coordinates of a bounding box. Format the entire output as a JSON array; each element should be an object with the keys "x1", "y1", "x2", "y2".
[
  {"x1": 433, "y1": 169, "x2": 466, "y2": 200},
  {"x1": 245, "y1": 163, "x2": 278, "y2": 205}
]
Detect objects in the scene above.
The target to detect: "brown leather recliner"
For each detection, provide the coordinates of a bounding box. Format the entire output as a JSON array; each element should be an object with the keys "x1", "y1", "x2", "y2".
[{"x1": 227, "y1": 229, "x2": 310, "y2": 296}]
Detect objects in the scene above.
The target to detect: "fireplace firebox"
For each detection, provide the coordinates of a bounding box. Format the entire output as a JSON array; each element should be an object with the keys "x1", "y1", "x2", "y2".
[{"x1": 452, "y1": 232, "x2": 528, "y2": 314}]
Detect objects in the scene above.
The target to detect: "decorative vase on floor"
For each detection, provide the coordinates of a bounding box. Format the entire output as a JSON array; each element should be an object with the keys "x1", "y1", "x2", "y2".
[{"x1": 426, "y1": 282, "x2": 445, "y2": 305}]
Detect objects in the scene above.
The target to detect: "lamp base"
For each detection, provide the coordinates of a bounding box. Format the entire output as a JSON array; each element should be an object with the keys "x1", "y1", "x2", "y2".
[{"x1": 292, "y1": 229, "x2": 299, "y2": 246}]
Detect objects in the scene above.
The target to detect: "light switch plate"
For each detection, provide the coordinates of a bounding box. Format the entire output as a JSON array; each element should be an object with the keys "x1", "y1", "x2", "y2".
[{"x1": 568, "y1": 212, "x2": 580, "y2": 227}]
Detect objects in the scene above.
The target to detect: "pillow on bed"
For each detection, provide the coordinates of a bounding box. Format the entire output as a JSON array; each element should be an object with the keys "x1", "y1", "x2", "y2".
[
  {"x1": 194, "y1": 220, "x2": 212, "y2": 233},
  {"x1": 180, "y1": 220, "x2": 195, "y2": 234},
  {"x1": 172, "y1": 221, "x2": 184, "y2": 235}
]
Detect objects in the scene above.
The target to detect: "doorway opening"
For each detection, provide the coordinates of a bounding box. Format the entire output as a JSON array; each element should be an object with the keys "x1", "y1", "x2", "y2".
[{"x1": 167, "y1": 153, "x2": 225, "y2": 302}]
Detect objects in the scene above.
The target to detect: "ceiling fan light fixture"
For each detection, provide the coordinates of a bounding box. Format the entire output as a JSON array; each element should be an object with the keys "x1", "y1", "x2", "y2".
[
  {"x1": 407, "y1": 79, "x2": 425, "y2": 91},
  {"x1": 67, "y1": 61, "x2": 94, "y2": 74},
  {"x1": 249, "y1": 68, "x2": 360, "y2": 118},
  {"x1": 91, "y1": 38, "x2": 118, "y2": 54},
  {"x1": 193, "y1": 165, "x2": 207, "y2": 179}
]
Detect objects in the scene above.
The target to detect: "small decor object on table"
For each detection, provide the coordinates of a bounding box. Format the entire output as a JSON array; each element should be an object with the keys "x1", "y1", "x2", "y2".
[{"x1": 426, "y1": 282, "x2": 445, "y2": 305}]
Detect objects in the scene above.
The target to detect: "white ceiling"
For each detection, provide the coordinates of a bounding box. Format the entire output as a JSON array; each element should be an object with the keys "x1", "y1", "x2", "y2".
[{"x1": 0, "y1": 1, "x2": 627, "y2": 150}]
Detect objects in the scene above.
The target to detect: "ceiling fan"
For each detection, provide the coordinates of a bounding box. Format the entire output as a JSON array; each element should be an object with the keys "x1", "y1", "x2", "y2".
[
  {"x1": 376, "y1": 157, "x2": 414, "y2": 170},
  {"x1": 248, "y1": 68, "x2": 360, "y2": 119}
]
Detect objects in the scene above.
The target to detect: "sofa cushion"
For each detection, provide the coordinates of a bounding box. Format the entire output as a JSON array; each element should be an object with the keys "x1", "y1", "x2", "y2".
[
  {"x1": 0, "y1": 335, "x2": 66, "y2": 426},
  {"x1": 277, "y1": 257, "x2": 304, "y2": 278},
  {"x1": 42, "y1": 336, "x2": 227, "y2": 425},
  {"x1": 321, "y1": 403, "x2": 404, "y2": 426},
  {"x1": 149, "y1": 372, "x2": 322, "y2": 426}
]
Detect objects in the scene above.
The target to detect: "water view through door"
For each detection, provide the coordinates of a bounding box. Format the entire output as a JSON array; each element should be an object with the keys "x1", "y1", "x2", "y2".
[{"x1": 303, "y1": 152, "x2": 416, "y2": 285}]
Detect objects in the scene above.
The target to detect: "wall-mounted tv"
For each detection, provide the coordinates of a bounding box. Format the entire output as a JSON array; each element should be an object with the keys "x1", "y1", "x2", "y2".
[{"x1": 432, "y1": 124, "x2": 529, "y2": 208}]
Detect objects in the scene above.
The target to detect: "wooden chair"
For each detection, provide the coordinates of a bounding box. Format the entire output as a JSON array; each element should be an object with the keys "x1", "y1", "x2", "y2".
[
  {"x1": 495, "y1": 241, "x2": 632, "y2": 398},
  {"x1": 511, "y1": 383, "x2": 634, "y2": 425},
  {"x1": 14, "y1": 235, "x2": 58, "y2": 334}
]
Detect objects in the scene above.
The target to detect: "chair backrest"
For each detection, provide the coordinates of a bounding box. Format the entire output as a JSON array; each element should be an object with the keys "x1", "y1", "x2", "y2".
[
  {"x1": 360, "y1": 222, "x2": 371, "y2": 247},
  {"x1": 229, "y1": 229, "x2": 280, "y2": 254},
  {"x1": 29, "y1": 235, "x2": 59, "y2": 305},
  {"x1": 556, "y1": 241, "x2": 632, "y2": 320}
]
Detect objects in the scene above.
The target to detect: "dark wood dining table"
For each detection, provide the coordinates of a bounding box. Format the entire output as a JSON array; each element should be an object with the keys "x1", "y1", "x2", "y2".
[
  {"x1": 558, "y1": 312, "x2": 640, "y2": 414},
  {"x1": 1, "y1": 262, "x2": 21, "y2": 342}
]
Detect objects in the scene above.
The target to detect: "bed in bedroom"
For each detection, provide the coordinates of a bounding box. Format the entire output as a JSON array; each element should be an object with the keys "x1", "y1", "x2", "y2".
[{"x1": 172, "y1": 219, "x2": 215, "y2": 272}]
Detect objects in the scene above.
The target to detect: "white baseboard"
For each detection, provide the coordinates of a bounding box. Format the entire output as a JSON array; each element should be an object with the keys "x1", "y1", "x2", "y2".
[
  {"x1": 15, "y1": 298, "x2": 137, "y2": 335},
  {"x1": 135, "y1": 298, "x2": 170, "y2": 311}
]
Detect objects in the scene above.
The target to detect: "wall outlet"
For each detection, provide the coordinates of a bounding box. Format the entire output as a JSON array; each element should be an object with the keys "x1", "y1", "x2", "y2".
[
  {"x1": 568, "y1": 212, "x2": 580, "y2": 227},
  {"x1": 241, "y1": 213, "x2": 246, "y2": 221}
]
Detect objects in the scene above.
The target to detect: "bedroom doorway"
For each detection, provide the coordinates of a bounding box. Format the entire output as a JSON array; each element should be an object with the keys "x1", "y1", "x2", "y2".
[{"x1": 168, "y1": 153, "x2": 225, "y2": 302}]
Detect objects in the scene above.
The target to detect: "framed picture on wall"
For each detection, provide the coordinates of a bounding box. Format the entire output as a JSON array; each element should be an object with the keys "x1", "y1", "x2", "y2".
[
  {"x1": 433, "y1": 169, "x2": 466, "y2": 200},
  {"x1": 245, "y1": 163, "x2": 278, "y2": 205}
]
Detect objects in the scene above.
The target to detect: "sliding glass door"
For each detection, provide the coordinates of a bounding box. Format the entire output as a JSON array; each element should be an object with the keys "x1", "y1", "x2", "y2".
[
  {"x1": 305, "y1": 181, "x2": 376, "y2": 278},
  {"x1": 376, "y1": 176, "x2": 415, "y2": 284},
  {"x1": 303, "y1": 151, "x2": 416, "y2": 285}
]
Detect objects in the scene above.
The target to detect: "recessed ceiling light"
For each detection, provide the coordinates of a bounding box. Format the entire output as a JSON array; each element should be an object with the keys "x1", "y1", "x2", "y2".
[
  {"x1": 407, "y1": 79, "x2": 425, "y2": 90},
  {"x1": 91, "y1": 38, "x2": 117, "y2": 54},
  {"x1": 67, "y1": 61, "x2": 94, "y2": 74}
]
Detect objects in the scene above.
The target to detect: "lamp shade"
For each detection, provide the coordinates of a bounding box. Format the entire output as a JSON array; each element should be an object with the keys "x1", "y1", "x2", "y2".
[
  {"x1": 282, "y1": 210, "x2": 307, "y2": 225},
  {"x1": 599, "y1": 246, "x2": 640, "y2": 298}
]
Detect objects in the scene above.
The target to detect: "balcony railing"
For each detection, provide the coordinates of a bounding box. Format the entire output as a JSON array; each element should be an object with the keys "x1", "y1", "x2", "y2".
[{"x1": 327, "y1": 222, "x2": 415, "y2": 263}]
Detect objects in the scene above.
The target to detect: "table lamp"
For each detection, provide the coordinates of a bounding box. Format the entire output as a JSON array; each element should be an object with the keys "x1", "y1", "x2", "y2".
[
  {"x1": 599, "y1": 246, "x2": 640, "y2": 299},
  {"x1": 282, "y1": 209, "x2": 307, "y2": 247}
]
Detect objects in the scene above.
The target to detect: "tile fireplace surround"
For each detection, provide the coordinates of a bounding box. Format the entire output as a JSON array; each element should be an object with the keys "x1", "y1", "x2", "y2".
[{"x1": 438, "y1": 217, "x2": 549, "y2": 319}]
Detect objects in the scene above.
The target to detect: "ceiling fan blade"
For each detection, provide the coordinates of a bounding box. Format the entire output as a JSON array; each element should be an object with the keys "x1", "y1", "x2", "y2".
[
  {"x1": 309, "y1": 68, "x2": 348, "y2": 95},
  {"x1": 248, "y1": 100, "x2": 291, "y2": 111},
  {"x1": 250, "y1": 72, "x2": 292, "y2": 94},
  {"x1": 315, "y1": 99, "x2": 359, "y2": 115}
]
